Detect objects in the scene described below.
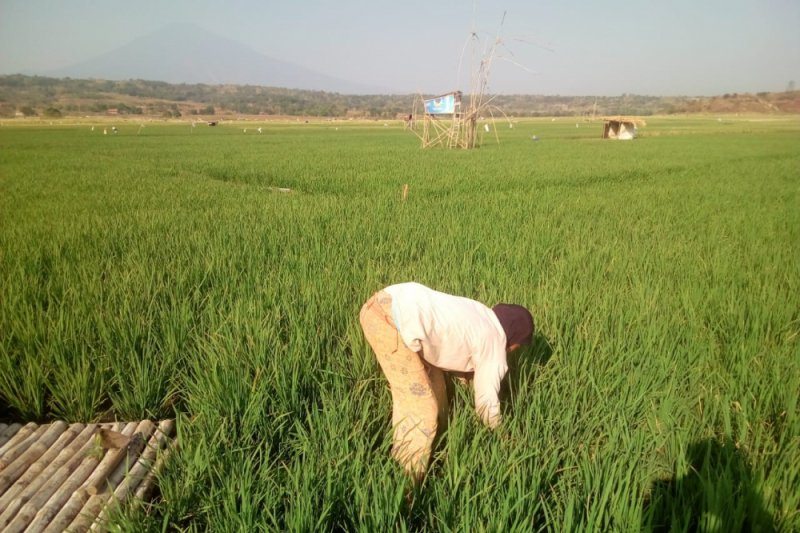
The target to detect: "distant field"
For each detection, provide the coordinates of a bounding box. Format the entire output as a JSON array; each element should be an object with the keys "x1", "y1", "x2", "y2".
[{"x1": 1, "y1": 116, "x2": 798, "y2": 530}]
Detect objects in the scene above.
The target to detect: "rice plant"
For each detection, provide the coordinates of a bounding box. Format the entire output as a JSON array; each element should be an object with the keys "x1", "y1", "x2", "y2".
[{"x1": 1, "y1": 117, "x2": 797, "y2": 530}]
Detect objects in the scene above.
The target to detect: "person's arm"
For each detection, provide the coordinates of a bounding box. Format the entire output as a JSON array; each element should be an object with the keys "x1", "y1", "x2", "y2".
[{"x1": 472, "y1": 360, "x2": 506, "y2": 429}]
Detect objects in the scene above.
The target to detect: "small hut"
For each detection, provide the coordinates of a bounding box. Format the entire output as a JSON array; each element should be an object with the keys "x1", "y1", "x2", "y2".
[{"x1": 601, "y1": 116, "x2": 646, "y2": 140}]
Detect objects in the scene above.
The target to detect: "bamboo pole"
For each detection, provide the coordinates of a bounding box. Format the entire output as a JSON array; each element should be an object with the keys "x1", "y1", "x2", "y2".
[
  {"x1": 65, "y1": 492, "x2": 106, "y2": 532},
  {"x1": 38, "y1": 487, "x2": 92, "y2": 533},
  {"x1": 134, "y1": 420, "x2": 176, "y2": 502},
  {"x1": 0, "y1": 422, "x2": 22, "y2": 446},
  {"x1": 0, "y1": 423, "x2": 8, "y2": 445},
  {"x1": 0, "y1": 423, "x2": 101, "y2": 532},
  {"x1": 84, "y1": 421, "x2": 145, "y2": 496},
  {"x1": 114, "y1": 419, "x2": 174, "y2": 501},
  {"x1": 0, "y1": 422, "x2": 38, "y2": 457},
  {"x1": 0, "y1": 423, "x2": 19, "y2": 450},
  {"x1": 0, "y1": 424, "x2": 84, "y2": 527},
  {"x1": 35, "y1": 429, "x2": 124, "y2": 533},
  {"x1": 91, "y1": 420, "x2": 170, "y2": 531},
  {"x1": 27, "y1": 422, "x2": 127, "y2": 533},
  {"x1": 42, "y1": 420, "x2": 156, "y2": 533},
  {"x1": 91, "y1": 420, "x2": 153, "y2": 496},
  {"x1": 0, "y1": 423, "x2": 84, "y2": 512},
  {"x1": 0, "y1": 421, "x2": 68, "y2": 494},
  {"x1": 0, "y1": 424, "x2": 49, "y2": 471}
]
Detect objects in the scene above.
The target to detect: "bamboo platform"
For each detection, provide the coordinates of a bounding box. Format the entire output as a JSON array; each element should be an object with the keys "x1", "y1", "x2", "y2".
[{"x1": 0, "y1": 419, "x2": 175, "y2": 532}]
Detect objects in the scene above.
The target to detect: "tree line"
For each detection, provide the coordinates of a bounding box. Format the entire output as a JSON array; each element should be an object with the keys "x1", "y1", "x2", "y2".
[{"x1": 1, "y1": 74, "x2": 797, "y2": 118}]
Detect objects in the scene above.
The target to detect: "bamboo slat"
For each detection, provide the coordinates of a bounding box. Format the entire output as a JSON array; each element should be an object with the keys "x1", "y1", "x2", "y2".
[
  {"x1": 0, "y1": 423, "x2": 97, "y2": 523},
  {"x1": 0, "y1": 422, "x2": 31, "y2": 455},
  {"x1": 2, "y1": 423, "x2": 22, "y2": 435},
  {"x1": 125, "y1": 419, "x2": 175, "y2": 499},
  {"x1": 66, "y1": 492, "x2": 106, "y2": 532},
  {"x1": 0, "y1": 423, "x2": 45, "y2": 467},
  {"x1": 83, "y1": 420, "x2": 154, "y2": 532},
  {"x1": 0, "y1": 422, "x2": 36, "y2": 456},
  {"x1": 1, "y1": 424, "x2": 106, "y2": 533},
  {"x1": 83, "y1": 421, "x2": 139, "y2": 496},
  {"x1": 0, "y1": 421, "x2": 68, "y2": 494},
  {"x1": 97, "y1": 420, "x2": 155, "y2": 493},
  {"x1": 133, "y1": 419, "x2": 176, "y2": 501},
  {"x1": 35, "y1": 417, "x2": 125, "y2": 533},
  {"x1": 0, "y1": 425, "x2": 20, "y2": 450},
  {"x1": 0, "y1": 419, "x2": 175, "y2": 532},
  {"x1": 91, "y1": 420, "x2": 174, "y2": 531},
  {"x1": 24, "y1": 422, "x2": 124, "y2": 533},
  {"x1": 0, "y1": 424, "x2": 85, "y2": 509}
]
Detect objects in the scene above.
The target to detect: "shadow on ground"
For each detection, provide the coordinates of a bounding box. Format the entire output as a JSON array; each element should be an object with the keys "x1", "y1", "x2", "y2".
[{"x1": 644, "y1": 437, "x2": 775, "y2": 532}]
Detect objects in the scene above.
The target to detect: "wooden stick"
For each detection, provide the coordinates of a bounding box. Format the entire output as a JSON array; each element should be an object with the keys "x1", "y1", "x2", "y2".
[
  {"x1": 0, "y1": 421, "x2": 68, "y2": 494},
  {"x1": 1, "y1": 423, "x2": 102, "y2": 532},
  {"x1": 0, "y1": 423, "x2": 84, "y2": 514},
  {"x1": 0, "y1": 422, "x2": 38, "y2": 458},
  {"x1": 134, "y1": 420, "x2": 177, "y2": 502}
]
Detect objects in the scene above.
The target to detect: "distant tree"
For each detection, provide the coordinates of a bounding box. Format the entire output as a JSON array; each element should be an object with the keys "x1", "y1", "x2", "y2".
[
  {"x1": 43, "y1": 107, "x2": 62, "y2": 117},
  {"x1": 19, "y1": 105, "x2": 37, "y2": 116}
]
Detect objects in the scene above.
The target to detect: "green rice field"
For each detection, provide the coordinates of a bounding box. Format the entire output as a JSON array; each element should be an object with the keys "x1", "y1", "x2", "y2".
[{"x1": 1, "y1": 116, "x2": 798, "y2": 531}]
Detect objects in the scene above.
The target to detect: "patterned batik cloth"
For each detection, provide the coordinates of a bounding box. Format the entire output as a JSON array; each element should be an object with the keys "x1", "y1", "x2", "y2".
[{"x1": 359, "y1": 291, "x2": 448, "y2": 481}]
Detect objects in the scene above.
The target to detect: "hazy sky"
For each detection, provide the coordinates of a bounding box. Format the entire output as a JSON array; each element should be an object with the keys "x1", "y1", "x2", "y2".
[{"x1": 1, "y1": 0, "x2": 798, "y2": 95}]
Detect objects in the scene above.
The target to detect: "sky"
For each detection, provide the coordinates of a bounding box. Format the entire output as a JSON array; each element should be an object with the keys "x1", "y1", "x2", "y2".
[{"x1": 1, "y1": 0, "x2": 798, "y2": 96}]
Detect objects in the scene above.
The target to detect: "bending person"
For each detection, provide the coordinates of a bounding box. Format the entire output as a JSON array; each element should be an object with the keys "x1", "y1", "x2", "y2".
[{"x1": 359, "y1": 282, "x2": 534, "y2": 481}]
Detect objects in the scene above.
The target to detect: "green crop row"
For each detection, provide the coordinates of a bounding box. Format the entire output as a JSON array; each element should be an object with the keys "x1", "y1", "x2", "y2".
[{"x1": 1, "y1": 117, "x2": 798, "y2": 530}]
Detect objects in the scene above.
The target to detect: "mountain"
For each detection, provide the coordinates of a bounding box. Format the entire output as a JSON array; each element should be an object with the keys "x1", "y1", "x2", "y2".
[{"x1": 46, "y1": 23, "x2": 386, "y2": 94}]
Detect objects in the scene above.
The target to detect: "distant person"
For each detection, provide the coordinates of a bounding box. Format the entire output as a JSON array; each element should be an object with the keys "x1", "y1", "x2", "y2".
[{"x1": 359, "y1": 282, "x2": 534, "y2": 482}]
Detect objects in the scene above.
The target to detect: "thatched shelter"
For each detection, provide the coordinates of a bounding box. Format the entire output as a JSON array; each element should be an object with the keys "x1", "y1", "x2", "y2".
[{"x1": 602, "y1": 116, "x2": 646, "y2": 140}]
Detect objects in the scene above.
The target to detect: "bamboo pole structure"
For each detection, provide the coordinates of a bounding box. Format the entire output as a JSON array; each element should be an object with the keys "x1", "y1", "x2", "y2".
[
  {"x1": 0, "y1": 424, "x2": 50, "y2": 471},
  {"x1": 0, "y1": 421, "x2": 68, "y2": 494},
  {"x1": 90, "y1": 420, "x2": 175, "y2": 531},
  {"x1": 0, "y1": 424, "x2": 102, "y2": 532},
  {"x1": 25, "y1": 435, "x2": 106, "y2": 533},
  {"x1": 0, "y1": 423, "x2": 22, "y2": 449},
  {"x1": 0, "y1": 422, "x2": 38, "y2": 457},
  {"x1": 25, "y1": 422, "x2": 127, "y2": 533},
  {"x1": 109, "y1": 420, "x2": 163, "y2": 499},
  {"x1": 134, "y1": 421, "x2": 177, "y2": 502},
  {"x1": 91, "y1": 420, "x2": 154, "y2": 495},
  {"x1": 6, "y1": 423, "x2": 85, "y2": 501},
  {"x1": 83, "y1": 421, "x2": 141, "y2": 496},
  {"x1": 0, "y1": 419, "x2": 176, "y2": 532}
]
